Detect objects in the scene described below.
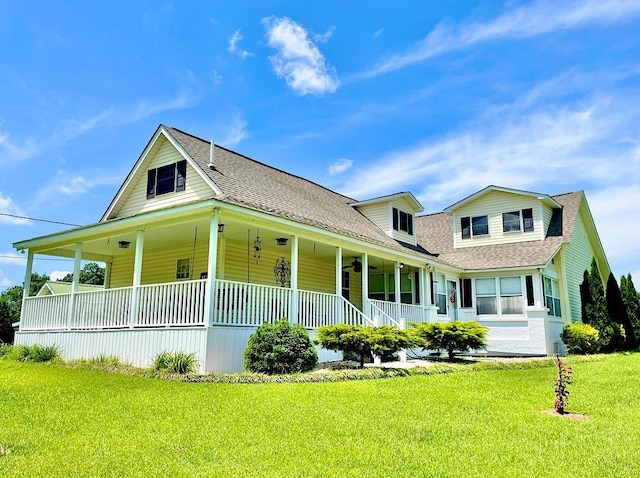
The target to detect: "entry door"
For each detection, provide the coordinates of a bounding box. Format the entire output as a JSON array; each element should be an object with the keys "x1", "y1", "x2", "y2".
[{"x1": 447, "y1": 280, "x2": 458, "y2": 321}]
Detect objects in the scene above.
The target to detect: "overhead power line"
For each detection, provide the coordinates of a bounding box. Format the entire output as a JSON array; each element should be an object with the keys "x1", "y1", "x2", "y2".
[
  {"x1": 0, "y1": 212, "x2": 81, "y2": 227},
  {"x1": 0, "y1": 255, "x2": 74, "y2": 262}
]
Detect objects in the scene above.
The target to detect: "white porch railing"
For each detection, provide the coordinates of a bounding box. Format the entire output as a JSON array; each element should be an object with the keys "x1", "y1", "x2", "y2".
[
  {"x1": 368, "y1": 300, "x2": 400, "y2": 327},
  {"x1": 20, "y1": 278, "x2": 375, "y2": 331},
  {"x1": 369, "y1": 299, "x2": 429, "y2": 325}
]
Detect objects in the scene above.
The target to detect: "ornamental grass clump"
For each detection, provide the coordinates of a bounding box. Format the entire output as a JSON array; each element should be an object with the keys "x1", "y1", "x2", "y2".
[
  {"x1": 9, "y1": 344, "x2": 61, "y2": 362},
  {"x1": 244, "y1": 318, "x2": 318, "y2": 374},
  {"x1": 153, "y1": 351, "x2": 198, "y2": 374}
]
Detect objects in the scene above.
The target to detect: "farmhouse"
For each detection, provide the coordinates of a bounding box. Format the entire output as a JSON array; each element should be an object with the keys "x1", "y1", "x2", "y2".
[{"x1": 13, "y1": 125, "x2": 610, "y2": 372}]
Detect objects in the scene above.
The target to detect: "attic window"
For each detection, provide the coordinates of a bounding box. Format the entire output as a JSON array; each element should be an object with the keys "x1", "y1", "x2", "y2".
[
  {"x1": 147, "y1": 160, "x2": 187, "y2": 199},
  {"x1": 392, "y1": 207, "x2": 413, "y2": 235},
  {"x1": 502, "y1": 208, "x2": 534, "y2": 233}
]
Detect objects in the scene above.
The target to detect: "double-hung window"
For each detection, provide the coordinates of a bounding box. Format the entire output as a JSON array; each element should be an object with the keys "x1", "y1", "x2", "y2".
[
  {"x1": 475, "y1": 278, "x2": 497, "y2": 315},
  {"x1": 544, "y1": 277, "x2": 562, "y2": 317},
  {"x1": 434, "y1": 274, "x2": 447, "y2": 314},
  {"x1": 502, "y1": 208, "x2": 534, "y2": 233},
  {"x1": 500, "y1": 277, "x2": 523, "y2": 314},
  {"x1": 392, "y1": 208, "x2": 414, "y2": 235},
  {"x1": 147, "y1": 160, "x2": 187, "y2": 199},
  {"x1": 461, "y1": 215, "x2": 489, "y2": 239},
  {"x1": 176, "y1": 258, "x2": 191, "y2": 280}
]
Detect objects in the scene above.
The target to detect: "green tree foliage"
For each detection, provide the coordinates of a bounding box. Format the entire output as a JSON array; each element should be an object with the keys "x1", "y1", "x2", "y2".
[
  {"x1": 620, "y1": 274, "x2": 640, "y2": 342},
  {"x1": 0, "y1": 272, "x2": 50, "y2": 344},
  {"x1": 606, "y1": 273, "x2": 638, "y2": 350},
  {"x1": 579, "y1": 270, "x2": 592, "y2": 324},
  {"x1": 244, "y1": 318, "x2": 318, "y2": 374},
  {"x1": 412, "y1": 321, "x2": 488, "y2": 360},
  {"x1": 560, "y1": 323, "x2": 600, "y2": 354},
  {"x1": 583, "y1": 259, "x2": 624, "y2": 352},
  {"x1": 61, "y1": 262, "x2": 105, "y2": 285},
  {"x1": 316, "y1": 324, "x2": 414, "y2": 368}
]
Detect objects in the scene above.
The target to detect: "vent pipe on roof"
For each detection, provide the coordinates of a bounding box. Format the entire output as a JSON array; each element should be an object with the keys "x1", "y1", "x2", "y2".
[{"x1": 208, "y1": 140, "x2": 215, "y2": 169}]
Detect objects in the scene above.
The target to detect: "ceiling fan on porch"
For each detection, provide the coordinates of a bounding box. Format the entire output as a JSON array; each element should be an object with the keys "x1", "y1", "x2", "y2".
[{"x1": 342, "y1": 257, "x2": 377, "y2": 274}]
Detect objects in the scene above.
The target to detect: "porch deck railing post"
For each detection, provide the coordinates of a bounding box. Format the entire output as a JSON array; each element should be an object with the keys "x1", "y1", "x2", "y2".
[
  {"x1": 203, "y1": 214, "x2": 220, "y2": 327},
  {"x1": 362, "y1": 253, "x2": 370, "y2": 319},
  {"x1": 290, "y1": 235, "x2": 299, "y2": 323},
  {"x1": 129, "y1": 230, "x2": 144, "y2": 327},
  {"x1": 67, "y1": 243, "x2": 82, "y2": 329},
  {"x1": 335, "y1": 246, "x2": 343, "y2": 324},
  {"x1": 19, "y1": 249, "x2": 34, "y2": 330}
]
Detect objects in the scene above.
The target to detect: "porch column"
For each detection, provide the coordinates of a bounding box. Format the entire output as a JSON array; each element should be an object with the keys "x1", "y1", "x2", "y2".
[
  {"x1": 203, "y1": 214, "x2": 219, "y2": 326},
  {"x1": 361, "y1": 253, "x2": 370, "y2": 319},
  {"x1": 290, "y1": 235, "x2": 299, "y2": 323},
  {"x1": 420, "y1": 267, "x2": 429, "y2": 320},
  {"x1": 67, "y1": 243, "x2": 83, "y2": 329},
  {"x1": 104, "y1": 262, "x2": 112, "y2": 289},
  {"x1": 20, "y1": 250, "x2": 34, "y2": 329},
  {"x1": 129, "y1": 230, "x2": 144, "y2": 327},
  {"x1": 395, "y1": 262, "x2": 402, "y2": 306},
  {"x1": 335, "y1": 246, "x2": 343, "y2": 323}
]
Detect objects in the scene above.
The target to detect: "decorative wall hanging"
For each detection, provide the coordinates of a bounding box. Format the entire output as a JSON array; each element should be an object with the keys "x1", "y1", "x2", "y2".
[{"x1": 274, "y1": 257, "x2": 291, "y2": 287}]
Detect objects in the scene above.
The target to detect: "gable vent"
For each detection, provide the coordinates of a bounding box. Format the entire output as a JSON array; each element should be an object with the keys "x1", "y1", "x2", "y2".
[{"x1": 208, "y1": 140, "x2": 215, "y2": 168}]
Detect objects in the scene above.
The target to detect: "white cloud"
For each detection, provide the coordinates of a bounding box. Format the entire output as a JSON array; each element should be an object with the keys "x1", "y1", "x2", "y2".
[
  {"x1": 373, "y1": 28, "x2": 384, "y2": 38},
  {"x1": 212, "y1": 69, "x2": 223, "y2": 85},
  {"x1": 0, "y1": 193, "x2": 30, "y2": 225},
  {"x1": 49, "y1": 270, "x2": 70, "y2": 281},
  {"x1": 33, "y1": 170, "x2": 121, "y2": 206},
  {"x1": 313, "y1": 26, "x2": 335, "y2": 44},
  {"x1": 228, "y1": 29, "x2": 252, "y2": 59},
  {"x1": 54, "y1": 109, "x2": 113, "y2": 143},
  {"x1": 328, "y1": 158, "x2": 353, "y2": 175},
  {"x1": 127, "y1": 93, "x2": 192, "y2": 123},
  {"x1": 0, "y1": 252, "x2": 26, "y2": 266},
  {"x1": 263, "y1": 17, "x2": 339, "y2": 96},
  {"x1": 0, "y1": 129, "x2": 38, "y2": 164},
  {"x1": 357, "y1": 0, "x2": 640, "y2": 79},
  {"x1": 0, "y1": 275, "x2": 13, "y2": 287},
  {"x1": 219, "y1": 115, "x2": 248, "y2": 148}
]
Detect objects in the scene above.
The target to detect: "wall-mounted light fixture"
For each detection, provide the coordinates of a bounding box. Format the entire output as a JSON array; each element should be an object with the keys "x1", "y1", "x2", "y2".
[
  {"x1": 399, "y1": 262, "x2": 404, "y2": 269},
  {"x1": 275, "y1": 237, "x2": 288, "y2": 246},
  {"x1": 118, "y1": 241, "x2": 131, "y2": 249},
  {"x1": 218, "y1": 224, "x2": 225, "y2": 233}
]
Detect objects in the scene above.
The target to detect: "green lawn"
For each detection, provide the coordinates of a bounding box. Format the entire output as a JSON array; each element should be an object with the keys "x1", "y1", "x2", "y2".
[{"x1": 1, "y1": 354, "x2": 639, "y2": 477}]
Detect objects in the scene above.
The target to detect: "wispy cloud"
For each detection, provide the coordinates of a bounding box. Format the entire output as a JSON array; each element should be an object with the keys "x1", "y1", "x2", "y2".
[
  {"x1": 313, "y1": 26, "x2": 335, "y2": 44},
  {"x1": 0, "y1": 252, "x2": 26, "y2": 266},
  {"x1": 33, "y1": 170, "x2": 121, "y2": 207},
  {"x1": 228, "y1": 29, "x2": 252, "y2": 59},
  {"x1": 0, "y1": 274, "x2": 14, "y2": 287},
  {"x1": 219, "y1": 114, "x2": 248, "y2": 147},
  {"x1": 328, "y1": 158, "x2": 353, "y2": 175},
  {"x1": 373, "y1": 28, "x2": 384, "y2": 39},
  {"x1": 0, "y1": 129, "x2": 38, "y2": 164},
  {"x1": 0, "y1": 193, "x2": 30, "y2": 225},
  {"x1": 263, "y1": 17, "x2": 339, "y2": 96},
  {"x1": 53, "y1": 109, "x2": 113, "y2": 143},
  {"x1": 355, "y1": 0, "x2": 640, "y2": 80},
  {"x1": 126, "y1": 92, "x2": 193, "y2": 123}
]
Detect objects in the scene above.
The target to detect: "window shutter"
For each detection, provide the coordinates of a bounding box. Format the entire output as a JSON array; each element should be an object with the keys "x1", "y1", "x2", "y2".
[
  {"x1": 176, "y1": 160, "x2": 187, "y2": 192},
  {"x1": 522, "y1": 208, "x2": 534, "y2": 232},
  {"x1": 408, "y1": 214, "x2": 413, "y2": 235},
  {"x1": 392, "y1": 207, "x2": 399, "y2": 231},
  {"x1": 461, "y1": 217, "x2": 471, "y2": 239},
  {"x1": 146, "y1": 169, "x2": 156, "y2": 199},
  {"x1": 525, "y1": 275, "x2": 534, "y2": 306}
]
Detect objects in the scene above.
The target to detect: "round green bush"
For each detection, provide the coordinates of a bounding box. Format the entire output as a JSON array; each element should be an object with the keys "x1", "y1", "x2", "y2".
[
  {"x1": 561, "y1": 322, "x2": 600, "y2": 354},
  {"x1": 244, "y1": 318, "x2": 318, "y2": 374}
]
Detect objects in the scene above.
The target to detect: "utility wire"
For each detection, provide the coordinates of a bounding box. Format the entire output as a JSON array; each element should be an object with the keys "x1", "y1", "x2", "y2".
[
  {"x1": 0, "y1": 212, "x2": 81, "y2": 227},
  {"x1": 0, "y1": 255, "x2": 75, "y2": 262}
]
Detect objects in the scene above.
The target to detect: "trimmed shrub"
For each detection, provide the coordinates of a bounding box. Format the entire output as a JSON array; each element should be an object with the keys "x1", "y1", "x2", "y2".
[
  {"x1": 412, "y1": 321, "x2": 487, "y2": 360},
  {"x1": 244, "y1": 318, "x2": 318, "y2": 374},
  {"x1": 561, "y1": 322, "x2": 600, "y2": 354},
  {"x1": 153, "y1": 351, "x2": 198, "y2": 374},
  {"x1": 316, "y1": 324, "x2": 415, "y2": 368}
]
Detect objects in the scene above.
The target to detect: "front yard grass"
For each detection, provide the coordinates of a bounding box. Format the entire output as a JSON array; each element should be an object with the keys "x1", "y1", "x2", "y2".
[{"x1": 1, "y1": 353, "x2": 639, "y2": 477}]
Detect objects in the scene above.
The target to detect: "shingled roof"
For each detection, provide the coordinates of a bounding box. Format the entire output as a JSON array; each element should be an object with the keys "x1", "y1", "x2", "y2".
[
  {"x1": 415, "y1": 190, "x2": 584, "y2": 270},
  {"x1": 165, "y1": 126, "x2": 435, "y2": 259}
]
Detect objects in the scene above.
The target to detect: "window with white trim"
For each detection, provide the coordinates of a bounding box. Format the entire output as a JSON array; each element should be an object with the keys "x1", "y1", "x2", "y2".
[
  {"x1": 435, "y1": 274, "x2": 447, "y2": 314},
  {"x1": 147, "y1": 160, "x2": 187, "y2": 199},
  {"x1": 500, "y1": 276, "x2": 523, "y2": 314},
  {"x1": 544, "y1": 277, "x2": 562, "y2": 317},
  {"x1": 475, "y1": 278, "x2": 497, "y2": 315},
  {"x1": 461, "y1": 215, "x2": 489, "y2": 239},
  {"x1": 502, "y1": 208, "x2": 534, "y2": 233},
  {"x1": 176, "y1": 258, "x2": 191, "y2": 280}
]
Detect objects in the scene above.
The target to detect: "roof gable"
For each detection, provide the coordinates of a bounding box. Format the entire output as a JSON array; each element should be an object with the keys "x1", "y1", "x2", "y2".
[
  {"x1": 350, "y1": 192, "x2": 424, "y2": 213},
  {"x1": 101, "y1": 125, "x2": 221, "y2": 221},
  {"x1": 444, "y1": 185, "x2": 561, "y2": 213}
]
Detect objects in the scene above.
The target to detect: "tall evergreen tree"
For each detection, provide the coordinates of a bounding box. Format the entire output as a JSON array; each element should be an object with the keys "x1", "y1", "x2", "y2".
[
  {"x1": 606, "y1": 273, "x2": 637, "y2": 350},
  {"x1": 585, "y1": 259, "x2": 623, "y2": 352},
  {"x1": 621, "y1": 274, "x2": 640, "y2": 345},
  {"x1": 580, "y1": 269, "x2": 592, "y2": 324}
]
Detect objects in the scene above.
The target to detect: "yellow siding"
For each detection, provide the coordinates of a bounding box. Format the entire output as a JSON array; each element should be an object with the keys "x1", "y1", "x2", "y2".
[
  {"x1": 561, "y1": 206, "x2": 598, "y2": 323},
  {"x1": 454, "y1": 190, "x2": 543, "y2": 248},
  {"x1": 110, "y1": 136, "x2": 214, "y2": 220},
  {"x1": 356, "y1": 203, "x2": 390, "y2": 233}
]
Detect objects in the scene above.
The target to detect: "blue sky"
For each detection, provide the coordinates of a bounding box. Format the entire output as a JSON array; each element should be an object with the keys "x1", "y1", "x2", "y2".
[{"x1": 1, "y1": 0, "x2": 640, "y2": 288}]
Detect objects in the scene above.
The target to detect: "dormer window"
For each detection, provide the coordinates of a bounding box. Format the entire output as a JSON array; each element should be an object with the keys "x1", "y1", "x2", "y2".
[
  {"x1": 502, "y1": 208, "x2": 534, "y2": 233},
  {"x1": 392, "y1": 207, "x2": 413, "y2": 235},
  {"x1": 147, "y1": 160, "x2": 187, "y2": 199},
  {"x1": 461, "y1": 215, "x2": 488, "y2": 239}
]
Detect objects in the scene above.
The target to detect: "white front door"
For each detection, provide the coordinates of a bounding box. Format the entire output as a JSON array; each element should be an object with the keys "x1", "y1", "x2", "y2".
[{"x1": 447, "y1": 280, "x2": 458, "y2": 321}]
